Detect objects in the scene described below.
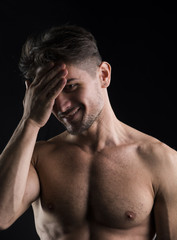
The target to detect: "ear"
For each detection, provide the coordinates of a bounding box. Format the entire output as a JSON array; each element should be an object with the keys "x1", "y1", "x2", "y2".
[
  {"x1": 98, "y1": 62, "x2": 111, "y2": 88},
  {"x1": 25, "y1": 80, "x2": 31, "y2": 90}
]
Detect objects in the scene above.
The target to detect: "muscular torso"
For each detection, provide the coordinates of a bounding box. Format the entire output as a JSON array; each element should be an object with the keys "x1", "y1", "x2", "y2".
[{"x1": 32, "y1": 132, "x2": 156, "y2": 240}]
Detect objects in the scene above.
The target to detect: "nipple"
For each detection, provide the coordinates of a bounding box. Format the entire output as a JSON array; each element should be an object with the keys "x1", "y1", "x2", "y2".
[{"x1": 125, "y1": 211, "x2": 136, "y2": 220}]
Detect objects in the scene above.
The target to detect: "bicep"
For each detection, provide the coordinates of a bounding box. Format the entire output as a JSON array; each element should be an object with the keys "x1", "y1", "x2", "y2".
[
  {"x1": 8, "y1": 163, "x2": 40, "y2": 226},
  {"x1": 154, "y1": 193, "x2": 177, "y2": 239},
  {"x1": 23, "y1": 163, "x2": 40, "y2": 205},
  {"x1": 154, "y1": 168, "x2": 177, "y2": 239}
]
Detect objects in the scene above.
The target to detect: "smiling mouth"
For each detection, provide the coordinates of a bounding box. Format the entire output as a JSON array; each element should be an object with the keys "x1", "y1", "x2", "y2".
[{"x1": 58, "y1": 107, "x2": 80, "y2": 120}]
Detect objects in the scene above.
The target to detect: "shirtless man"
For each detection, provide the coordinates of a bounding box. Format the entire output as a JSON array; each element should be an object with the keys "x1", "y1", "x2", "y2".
[{"x1": 0, "y1": 25, "x2": 177, "y2": 240}]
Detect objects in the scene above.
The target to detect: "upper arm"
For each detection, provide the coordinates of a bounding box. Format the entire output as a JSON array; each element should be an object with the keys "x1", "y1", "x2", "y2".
[
  {"x1": 153, "y1": 144, "x2": 177, "y2": 239},
  {"x1": 7, "y1": 163, "x2": 40, "y2": 227},
  {"x1": 23, "y1": 163, "x2": 40, "y2": 208}
]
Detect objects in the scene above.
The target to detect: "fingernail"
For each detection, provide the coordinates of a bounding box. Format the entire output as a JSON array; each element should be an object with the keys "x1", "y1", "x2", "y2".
[
  {"x1": 63, "y1": 68, "x2": 68, "y2": 76},
  {"x1": 61, "y1": 63, "x2": 66, "y2": 69}
]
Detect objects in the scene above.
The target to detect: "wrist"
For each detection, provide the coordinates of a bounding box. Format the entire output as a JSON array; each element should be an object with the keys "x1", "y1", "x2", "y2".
[{"x1": 21, "y1": 117, "x2": 41, "y2": 131}]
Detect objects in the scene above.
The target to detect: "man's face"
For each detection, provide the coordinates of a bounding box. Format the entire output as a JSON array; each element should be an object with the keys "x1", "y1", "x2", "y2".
[{"x1": 52, "y1": 64, "x2": 104, "y2": 135}]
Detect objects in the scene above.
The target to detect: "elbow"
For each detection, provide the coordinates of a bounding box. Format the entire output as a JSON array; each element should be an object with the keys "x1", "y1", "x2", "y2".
[
  {"x1": 0, "y1": 226, "x2": 6, "y2": 231},
  {"x1": 0, "y1": 223, "x2": 9, "y2": 231},
  {"x1": 0, "y1": 219, "x2": 12, "y2": 231}
]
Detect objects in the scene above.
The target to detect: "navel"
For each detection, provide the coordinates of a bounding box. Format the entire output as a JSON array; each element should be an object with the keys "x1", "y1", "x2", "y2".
[{"x1": 125, "y1": 211, "x2": 136, "y2": 220}]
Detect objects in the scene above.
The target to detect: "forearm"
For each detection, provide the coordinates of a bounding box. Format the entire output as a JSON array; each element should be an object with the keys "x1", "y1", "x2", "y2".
[
  {"x1": 0, "y1": 62, "x2": 66, "y2": 226},
  {"x1": 0, "y1": 118, "x2": 39, "y2": 222}
]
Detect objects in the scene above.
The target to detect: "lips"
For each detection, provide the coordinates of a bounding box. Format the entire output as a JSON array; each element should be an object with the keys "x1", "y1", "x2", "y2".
[
  {"x1": 58, "y1": 107, "x2": 80, "y2": 121},
  {"x1": 66, "y1": 108, "x2": 80, "y2": 118}
]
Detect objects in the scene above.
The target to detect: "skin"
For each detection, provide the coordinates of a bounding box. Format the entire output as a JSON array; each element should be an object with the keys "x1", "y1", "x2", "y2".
[{"x1": 0, "y1": 61, "x2": 177, "y2": 240}]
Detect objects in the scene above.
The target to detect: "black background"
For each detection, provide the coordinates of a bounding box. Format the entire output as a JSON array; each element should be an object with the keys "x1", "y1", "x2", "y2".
[{"x1": 0, "y1": 1, "x2": 176, "y2": 239}]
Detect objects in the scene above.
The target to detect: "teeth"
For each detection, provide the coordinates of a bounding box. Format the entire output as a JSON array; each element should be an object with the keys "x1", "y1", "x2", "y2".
[
  {"x1": 72, "y1": 109, "x2": 79, "y2": 115},
  {"x1": 67, "y1": 108, "x2": 79, "y2": 117},
  {"x1": 58, "y1": 108, "x2": 80, "y2": 119}
]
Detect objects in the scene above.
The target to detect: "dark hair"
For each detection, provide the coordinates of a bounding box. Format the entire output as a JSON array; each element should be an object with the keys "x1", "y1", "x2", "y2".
[{"x1": 19, "y1": 25, "x2": 102, "y2": 81}]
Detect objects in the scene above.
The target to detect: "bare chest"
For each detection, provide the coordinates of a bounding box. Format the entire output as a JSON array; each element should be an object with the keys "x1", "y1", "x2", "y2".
[{"x1": 35, "y1": 147, "x2": 154, "y2": 230}]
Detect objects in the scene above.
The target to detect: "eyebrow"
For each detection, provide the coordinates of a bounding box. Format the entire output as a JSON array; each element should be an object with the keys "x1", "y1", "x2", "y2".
[{"x1": 66, "y1": 78, "x2": 78, "y2": 83}]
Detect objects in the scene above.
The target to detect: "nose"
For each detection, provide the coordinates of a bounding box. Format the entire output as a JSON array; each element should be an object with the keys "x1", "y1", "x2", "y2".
[{"x1": 54, "y1": 93, "x2": 71, "y2": 114}]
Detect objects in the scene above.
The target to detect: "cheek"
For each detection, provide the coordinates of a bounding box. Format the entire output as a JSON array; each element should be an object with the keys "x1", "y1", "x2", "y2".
[
  {"x1": 71, "y1": 88, "x2": 89, "y2": 103},
  {"x1": 68, "y1": 83, "x2": 101, "y2": 106},
  {"x1": 81, "y1": 85, "x2": 102, "y2": 109}
]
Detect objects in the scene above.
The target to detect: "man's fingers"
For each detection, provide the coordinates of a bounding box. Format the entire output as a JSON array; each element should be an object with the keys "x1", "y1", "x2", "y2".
[
  {"x1": 33, "y1": 62, "x2": 55, "y2": 84},
  {"x1": 45, "y1": 68, "x2": 68, "y2": 99},
  {"x1": 47, "y1": 77, "x2": 67, "y2": 99},
  {"x1": 43, "y1": 67, "x2": 68, "y2": 93},
  {"x1": 32, "y1": 62, "x2": 66, "y2": 87},
  {"x1": 28, "y1": 62, "x2": 68, "y2": 102}
]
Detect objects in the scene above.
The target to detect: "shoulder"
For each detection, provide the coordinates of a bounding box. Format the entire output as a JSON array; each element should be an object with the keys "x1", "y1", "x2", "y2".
[
  {"x1": 137, "y1": 139, "x2": 177, "y2": 166},
  {"x1": 122, "y1": 122, "x2": 177, "y2": 170},
  {"x1": 31, "y1": 131, "x2": 67, "y2": 165},
  {"x1": 122, "y1": 122, "x2": 177, "y2": 196},
  {"x1": 136, "y1": 139, "x2": 177, "y2": 193},
  {"x1": 35, "y1": 131, "x2": 67, "y2": 150}
]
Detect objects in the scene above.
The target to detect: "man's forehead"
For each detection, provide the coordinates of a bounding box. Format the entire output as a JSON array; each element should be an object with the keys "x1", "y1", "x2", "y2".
[
  {"x1": 65, "y1": 64, "x2": 91, "y2": 79},
  {"x1": 66, "y1": 62, "x2": 98, "y2": 79},
  {"x1": 35, "y1": 61, "x2": 97, "y2": 80}
]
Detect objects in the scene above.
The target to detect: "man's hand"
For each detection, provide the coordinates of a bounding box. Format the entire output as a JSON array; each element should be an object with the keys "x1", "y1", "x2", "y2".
[{"x1": 22, "y1": 62, "x2": 68, "y2": 128}]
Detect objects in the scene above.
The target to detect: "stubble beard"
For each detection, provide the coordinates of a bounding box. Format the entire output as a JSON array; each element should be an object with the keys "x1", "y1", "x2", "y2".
[{"x1": 64, "y1": 104, "x2": 103, "y2": 135}]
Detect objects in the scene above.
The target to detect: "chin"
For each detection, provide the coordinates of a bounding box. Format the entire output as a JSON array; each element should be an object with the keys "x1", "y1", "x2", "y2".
[
  {"x1": 66, "y1": 118, "x2": 96, "y2": 136},
  {"x1": 66, "y1": 125, "x2": 88, "y2": 135}
]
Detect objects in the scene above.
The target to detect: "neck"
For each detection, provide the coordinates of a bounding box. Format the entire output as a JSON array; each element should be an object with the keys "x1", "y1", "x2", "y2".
[{"x1": 68, "y1": 100, "x2": 128, "y2": 152}]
